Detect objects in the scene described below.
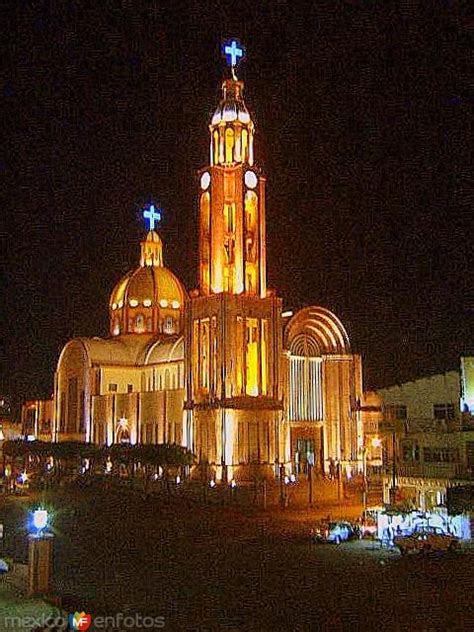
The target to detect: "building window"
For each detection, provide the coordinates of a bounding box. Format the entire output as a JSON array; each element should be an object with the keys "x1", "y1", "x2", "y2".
[
  {"x1": 108, "y1": 384, "x2": 118, "y2": 392},
  {"x1": 246, "y1": 318, "x2": 259, "y2": 396},
  {"x1": 385, "y1": 404, "x2": 407, "y2": 421},
  {"x1": 433, "y1": 403, "x2": 455, "y2": 420},
  {"x1": 95, "y1": 370, "x2": 101, "y2": 395},
  {"x1": 224, "y1": 203, "x2": 235, "y2": 233},
  {"x1": 200, "y1": 319, "x2": 210, "y2": 389},
  {"x1": 78, "y1": 390, "x2": 85, "y2": 432},
  {"x1": 423, "y1": 447, "x2": 458, "y2": 463},
  {"x1": 127, "y1": 384, "x2": 133, "y2": 394},
  {"x1": 67, "y1": 377, "x2": 78, "y2": 432},
  {"x1": 163, "y1": 316, "x2": 175, "y2": 334},
  {"x1": 225, "y1": 127, "x2": 234, "y2": 163},
  {"x1": 112, "y1": 318, "x2": 120, "y2": 336},
  {"x1": 135, "y1": 314, "x2": 145, "y2": 333}
]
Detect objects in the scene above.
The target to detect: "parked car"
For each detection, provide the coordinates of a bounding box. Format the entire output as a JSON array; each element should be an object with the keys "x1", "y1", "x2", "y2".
[
  {"x1": 394, "y1": 526, "x2": 459, "y2": 555},
  {"x1": 312, "y1": 521, "x2": 356, "y2": 544}
]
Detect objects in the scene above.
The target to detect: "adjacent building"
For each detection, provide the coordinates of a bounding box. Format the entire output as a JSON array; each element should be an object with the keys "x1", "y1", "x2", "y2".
[{"x1": 376, "y1": 360, "x2": 474, "y2": 511}]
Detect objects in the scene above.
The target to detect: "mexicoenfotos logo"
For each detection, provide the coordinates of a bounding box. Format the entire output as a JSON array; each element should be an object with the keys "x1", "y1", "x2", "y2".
[{"x1": 69, "y1": 612, "x2": 92, "y2": 631}]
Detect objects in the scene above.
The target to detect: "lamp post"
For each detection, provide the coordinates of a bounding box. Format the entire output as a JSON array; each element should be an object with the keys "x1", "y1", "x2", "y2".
[
  {"x1": 362, "y1": 447, "x2": 368, "y2": 516},
  {"x1": 307, "y1": 451, "x2": 315, "y2": 507},
  {"x1": 362, "y1": 437, "x2": 382, "y2": 515},
  {"x1": 28, "y1": 508, "x2": 53, "y2": 596}
]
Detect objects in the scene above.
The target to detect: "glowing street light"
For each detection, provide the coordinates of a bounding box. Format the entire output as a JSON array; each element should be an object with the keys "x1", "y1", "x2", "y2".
[
  {"x1": 32, "y1": 509, "x2": 48, "y2": 534},
  {"x1": 19, "y1": 471, "x2": 28, "y2": 485}
]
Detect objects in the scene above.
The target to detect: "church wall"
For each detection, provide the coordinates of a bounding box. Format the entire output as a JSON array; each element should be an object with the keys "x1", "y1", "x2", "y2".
[
  {"x1": 322, "y1": 356, "x2": 359, "y2": 469},
  {"x1": 90, "y1": 388, "x2": 186, "y2": 447},
  {"x1": 55, "y1": 340, "x2": 90, "y2": 441},
  {"x1": 99, "y1": 366, "x2": 141, "y2": 395},
  {"x1": 192, "y1": 407, "x2": 279, "y2": 480}
]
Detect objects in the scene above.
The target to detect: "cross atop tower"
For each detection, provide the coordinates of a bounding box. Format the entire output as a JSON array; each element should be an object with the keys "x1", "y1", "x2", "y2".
[
  {"x1": 223, "y1": 39, "x2": 244, "y2": 78},
  {"x1": 143, "y1": 204, "x2": 161, "y2": 231}
]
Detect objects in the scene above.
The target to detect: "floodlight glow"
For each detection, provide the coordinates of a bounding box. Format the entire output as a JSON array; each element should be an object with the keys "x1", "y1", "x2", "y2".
[
  {"x1": 19, "y1": 471, "x2": 28, "y2": 484},
  {"x1": 230, "y1": 479, "x2": 236, "y2": 488},
  {"x1": 290, "y1": 473, "x2": 296, "y2": 483},
  {"x1": 209, "y1": 479, "x2": 216, "y2": 488},
  {"x1": 32, "y1": 509, "x2": 48, "y2": 532},
  {"x1": 371, "y1": 437, "x2": 382, "y2": 449},
  {"x1": 176, "y1": 475, "x2": 181, "y2": 485},
  {"x1": 281, "y1": 311, "x2": 293, "y2": 318},
  {"x1": 284, "y1": 476, "x2": 289, "y2": 485}
]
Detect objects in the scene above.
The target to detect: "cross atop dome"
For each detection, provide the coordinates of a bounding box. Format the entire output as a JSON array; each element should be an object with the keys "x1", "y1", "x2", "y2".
[
  {"x1": 143, "y1": 204, "x2": 161, "y2": 232},
  {"x1": 222, "y1": 38, "x2": 245, "y2": 79}
]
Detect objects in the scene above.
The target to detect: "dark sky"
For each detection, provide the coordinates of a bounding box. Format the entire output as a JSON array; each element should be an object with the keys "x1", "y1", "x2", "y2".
[{"x1": 2, "y1": 1, "x2": 473, "y2": 411}]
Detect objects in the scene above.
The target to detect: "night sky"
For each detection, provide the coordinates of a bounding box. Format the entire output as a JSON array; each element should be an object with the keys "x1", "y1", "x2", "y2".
[{"x1": 2, "y1": 1, "x2": 472, "y2": 413}]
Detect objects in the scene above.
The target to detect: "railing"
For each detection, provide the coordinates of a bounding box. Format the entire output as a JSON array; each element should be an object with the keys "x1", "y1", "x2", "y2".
[{"x1": 393, "y1": 462, "x2": 473, "y2": 480}]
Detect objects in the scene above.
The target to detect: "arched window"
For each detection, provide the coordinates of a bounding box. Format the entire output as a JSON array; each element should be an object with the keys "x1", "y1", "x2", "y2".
[
  {"x1": 213, "y1": 130, "x2": 219, "y2": 164},
  {"x1": 245, "y1": 191, "x2": 258, "y2": 231},
  {"x1": 164, "y1": 369, "x2": 170, "y2": 390},
  {"x1": 200, "y1": 193, "x2": 210, "y2": 237},
  {"x1": 135, "y1": 314, "x2": 145, "y2": 333},
  {"x1": 163, "y1": 316, "x2": 175, "y2": 334},
  {"x1": 241, "y1": 128, "x2": 248, "y2": 162},
  {"x1": 225, "y1": 128, "x2": 234, "y2": 163},
  {"x1": 146, "y1": 317, "x2": 153, "y2": 332},
  {"x1": 112, "y1": 318, "x2": 120, "y2": 336}
]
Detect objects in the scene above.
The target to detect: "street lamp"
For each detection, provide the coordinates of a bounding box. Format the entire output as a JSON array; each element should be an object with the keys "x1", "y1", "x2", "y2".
[
  {"x1": 361, "y1": 437, "x2": 382, "y2": 515},
  {"x1": 32, "y1": 509, "x2": 48, "y2": 534},
  {"x1": 28, "y1": 508, "x2": 53, "y2": 596}
]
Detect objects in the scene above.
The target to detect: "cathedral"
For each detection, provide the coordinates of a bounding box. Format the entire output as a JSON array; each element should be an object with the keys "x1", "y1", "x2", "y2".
[{"x1": 28, "y1": 43, "x2": 369, "y2": 482}]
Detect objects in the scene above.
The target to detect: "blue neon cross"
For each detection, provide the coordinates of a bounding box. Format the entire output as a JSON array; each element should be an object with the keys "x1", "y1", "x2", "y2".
[
  {"x1": 143, "y1": 204, "x2": 161, "y2": 231},
  {"x1": 224, "y1": 40, "x2": 243, "y2": 67}
]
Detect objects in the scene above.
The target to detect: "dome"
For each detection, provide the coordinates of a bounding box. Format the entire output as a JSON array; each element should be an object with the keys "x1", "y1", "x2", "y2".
[
  {"x1": 110, "y1": 266, "x2": 185, "y2": 310},
  {"x1": 109, "y1": 231, "x2": 187, "y2": 337}
]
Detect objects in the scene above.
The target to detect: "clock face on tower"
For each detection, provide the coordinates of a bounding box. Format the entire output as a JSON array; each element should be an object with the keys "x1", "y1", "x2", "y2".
[
  {"x1": 244, "y1": 170, "x2": 257, "y2": 189},
  {"x1": 200, "y1": 171, "x2": 211, "y2": 190}
]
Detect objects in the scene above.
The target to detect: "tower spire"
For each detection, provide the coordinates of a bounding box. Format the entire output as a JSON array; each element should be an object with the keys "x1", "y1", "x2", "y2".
[{"x1": 198, "y1": 42, "x2": 266, "y2": 297}]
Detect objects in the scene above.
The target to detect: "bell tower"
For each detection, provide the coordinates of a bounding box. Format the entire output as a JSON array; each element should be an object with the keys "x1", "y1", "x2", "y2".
[
  {"x1": 185, "y1": 41, "x2": 284, "y2": 482},
  {"x1": 199, "y1": 75, "x2": 266, "y2": 298}
]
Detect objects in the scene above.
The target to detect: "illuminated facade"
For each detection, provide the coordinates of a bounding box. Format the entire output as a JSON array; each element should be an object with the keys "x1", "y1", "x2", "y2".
[
  {"x1": 185, "y1": 73, "x2": 283, "y2": 480},
  {"x1": 28, "y1": 43, "x2": 370, "y2": 480}
]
